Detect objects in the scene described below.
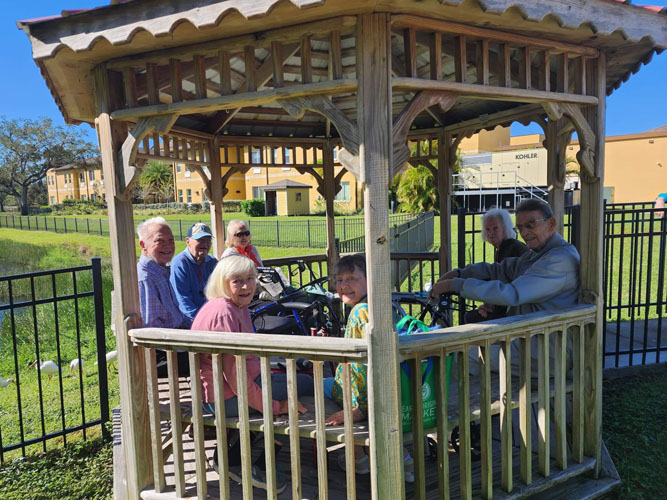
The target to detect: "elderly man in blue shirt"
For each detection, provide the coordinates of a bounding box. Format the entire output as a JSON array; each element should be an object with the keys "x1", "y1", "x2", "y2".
[
  {"x1": 170, "y1": 222, "x2": 218, "y2": 322},
  {"x1": 137, "y1": 216, "x2": 190, "y2": 376}
]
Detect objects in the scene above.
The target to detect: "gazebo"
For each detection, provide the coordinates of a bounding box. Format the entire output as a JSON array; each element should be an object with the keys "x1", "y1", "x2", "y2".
[{"x1": 20, "y1": 1, "x2": 666, "y2": 499}]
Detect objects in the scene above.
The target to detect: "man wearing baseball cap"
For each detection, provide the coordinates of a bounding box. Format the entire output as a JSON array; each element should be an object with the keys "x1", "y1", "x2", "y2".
[{"x1": 170, "y1": 222, "x2": 218, "y2": 321}]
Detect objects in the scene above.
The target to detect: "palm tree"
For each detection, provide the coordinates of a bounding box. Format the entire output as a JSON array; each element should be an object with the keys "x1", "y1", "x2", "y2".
[{"x1": 139, "y1": 161, "x2": 174, "y2": 202}]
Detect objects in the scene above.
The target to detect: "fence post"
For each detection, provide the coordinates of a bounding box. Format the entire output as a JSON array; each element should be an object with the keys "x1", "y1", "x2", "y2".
[
  {"x1": 91, "y1": 257, "x2": 110, "y2": 440},
  {"x1": 27, "y1": 216, "x2": 31, "y2": 231},
  {"x1": 179, "y1": 219, "x2": 183, "y2": 240},
  {"x1": 343, "y1": 218, "x2": 347, "y2": 240},
  {"x1": 19, "y1": 216, "x2": 23, "y2": 230},
  {"x1": 54, "y1": 216, "x2": 57, "y2": 233},
  {"x1": 457, "y1": 207, "x2": 467, "y2": 323},
  {"x1": 276, "y1": 219, "x2": 280, "y2": 247},
  {"x1": 307, "y1": 219, "x2": 311, "y2": 247},
  {"x1": 99, "y1": 218, "x2": 103, "y2": 236},
  {"x1": 571, "y1": 205, "x2": 581, "y2": 253},
  {"x1": 86, "y1": 218, "x2": 90, "y2": 234},
  {"x1": 75, "y1": 217, "x2": 78, "y2": 233}
]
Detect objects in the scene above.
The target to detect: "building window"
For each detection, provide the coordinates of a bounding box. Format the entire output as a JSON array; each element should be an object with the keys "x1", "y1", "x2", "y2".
[
  {"x1": 176, "y1": 164, "x2": 182, "y2": 173},
  {"x1": 178, "y1": 189, "x2": 183, "y2": 202},
  {"x1": 82, "y1": 195, "x2": 87, "y2": 201},
  {"x1": 91, "y1": 194, "x2": 97, "y2": 202},
  {"x1": 50, "y1": 196, "x2": 55, "y2": 205},
  {"x1": 252, "y1": 186, "x2": 265, "y2": 199},
  {"x1": 253, "y1": 167, "x2": 261, "y2": 173},
  {"x1": 295, "y1": 192, "x2": 302, "y2": 202},
  {"x1": 251, "y1": 150, "x2": 261, "y2": 164},
  {"x1": 335, "y1": 181, "x2": 350, "y2": 202},
  {"x1": 187, "y1": 189, "x2": 192, "y2": 203},
  {"x1": 285, "y1": 149, "x2": 291, "y2": 164},
  {"x1": 89, "y1": 170, "x2": 95, "y2": 181},
  {"x1": 333, "y1": 148, "x2": 338, "y2": 161},
  {"x1": 79, "y1": 173, "x2": 85, "y2": 183},
  {"x1": 184, "y1": 168, "x2": 191, "y2": 178}
]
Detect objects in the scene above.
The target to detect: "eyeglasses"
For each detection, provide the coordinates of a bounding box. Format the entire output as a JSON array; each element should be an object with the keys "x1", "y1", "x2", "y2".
[
  {"x1": 513, "y1": 218, "x2": 548, "y2": 233},
  {"x1": 234, "y1": 230, "x2": 251, "y2": 237}
]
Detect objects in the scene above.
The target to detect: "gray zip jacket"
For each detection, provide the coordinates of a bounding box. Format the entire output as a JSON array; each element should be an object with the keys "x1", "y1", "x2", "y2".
[{"x1": 449, "y1": 233, "x2": 580, "y2": 316}]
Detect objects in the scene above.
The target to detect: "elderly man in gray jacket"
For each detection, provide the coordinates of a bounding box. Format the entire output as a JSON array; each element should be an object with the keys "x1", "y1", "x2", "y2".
[{"x1": 429, "y1": 198, "x2": 580, "y2": 376}]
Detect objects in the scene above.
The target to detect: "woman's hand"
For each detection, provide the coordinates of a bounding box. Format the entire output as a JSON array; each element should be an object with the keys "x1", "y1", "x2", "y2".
[
  {"x1": 276, "y1": 399, "x2": 307, "y2": 416},
  {"x1": 325, "y1": 407, "x2": 365, "y2": 426}
]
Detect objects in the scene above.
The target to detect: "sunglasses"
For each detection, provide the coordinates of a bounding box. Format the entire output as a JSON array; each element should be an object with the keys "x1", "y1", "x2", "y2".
[
  {"x1": 234, "y1": 230, "x2": 251, "y2": 237},
  {"x1": 513, "y1": 218, "x2": 548, "y2": 233}
]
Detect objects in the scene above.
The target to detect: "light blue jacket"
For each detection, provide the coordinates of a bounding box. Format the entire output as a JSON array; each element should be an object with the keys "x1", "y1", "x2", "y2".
[
  {"x1": 169, "y1": 249, "x2": 218, "y2": 321},
  {"x1": 450, "y1": 233, "x2": 580, "y2": 316}
]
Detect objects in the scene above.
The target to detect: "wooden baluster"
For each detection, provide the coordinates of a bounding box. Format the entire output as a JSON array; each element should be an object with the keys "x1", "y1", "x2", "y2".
[
  {"x1": 286, "y1": 359, "x2": 303, "y2": 499},
  {"x1": 313, "y1": 360, "x2": 328, "y2": 500},
  {"x1": 194, "y1": 54, "x2": 207, "y2": 100},
  {"x1": 572, "y1": 323, "x2": 585, "y2": 463},
  {"x1": 342, "y1": 363, "x2": 356, "y2": 499},
  {"x1": 144, "y1": 348, "x2": 166, "y2": 493},
  {"x1": 519, "y1": 47, "x2": 532, "y2": 89},
  {"x1": 163, "y1": 134, "x2": 171, "y2": 157},
  {"x1": 167, "y1": 351, "x2": 186, "y2": 497},
  {"x1": 212, "y1": 353, "x2": 230, "y2": 499},
  {"x1": 574, "y1": 56, "x2": 587, "y2": 96},
  {"x1": 537, "y1": 331, "x2": 550, "y2": 477},
  {"x1": 244, "y1": 46, "x2": 256, "y2": 92},
  {"x1": 454, "y1": 36, "x2": 467, "y2": 83},
  {"x1": 404, "y1": 28, "x2": 417, "y2": 78},
  {"x1": 430, "y1": 32, "x2": 443, "y2": 81},
  {"x1": 539, "y1": 50, "x2": 551, "y2": 92},
  {"x1": 435, "y1": 350, "x2": 450, "y2": 500},
  {"x1": 553, "y1": 329, "x2": 567, "y2": 470},
  {"x1": 271, "y1": 42, "x2": 284, "y2": 88},
  {"x1": 260, "y1": 357, "x2": 278, "y2": 498},
  {"x1": 122, "y1": 68, "x2": 137, "y2": 108},
  {"x1": 218, "y1": 50, "x2": 232, "y2": 95},
  {"x1": 519, "y1": 335, "x2": 532, "y2": 485},
  {"x1": 476, "y1": 39, "x2": 490, "y2": 85},
  {"x1": 146, "y1": 62, "x2": 159, "y2": 105},
  {"x1": 234, "y1": 354, "x2": 253, "y2": 500},
  {"x1": 499, "y1": 338, "x2": 513, "y2": 492},
  {"x1": 329, "y1": 31, "x2": 343, "y2": 80},
  {"x1": 478, "y1": 340, "x2": 492, "y2": 498},
  {"x1": 558, "y1": 52, "x2": 569, "y2": 93},
  {"x1": 410, "y1": 356, "x2": 425, "y2": 499},
  {"x1": 499, "y1": 43, "x2": 512, "y2": 88},
  {"x1": 169, "y1": 58, "x2": 182, "y2": 103},
  {"x1": 189, "y1": 353, "x2": 207, "y2": 500},
  {"x1": 152, "y1": 133, "x2": 160, "y2": 156},
  {"x1": 301, "y1": 36, "x2": 313, "y2": 84},
  {"x1": 458, "y1": 348, "x2": 472, "y2": 500},
  {"x1": 142, "y1": 136, "x2": 150, "y2": 155}
]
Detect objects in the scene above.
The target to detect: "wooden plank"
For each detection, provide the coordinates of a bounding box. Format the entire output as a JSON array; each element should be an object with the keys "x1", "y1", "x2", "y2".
[
  {"x1": 454, "y1": 36, "x2": 467, "y2": 83},
  {"x1": 313, "y1": 361, "x2": 328, "y2": 500},
  {"x1": 537, "y1": 332, "x2": 550, "y2": 478},
  {"x1": 123, "y1": 68, "x2": 138, "y2": 108},
  {"x1": 342, "y1": 363, "x2": 356, "y2": 499},
  {"x1": 476, "y1": 40, "x2": 490, "y2": 86},
  {"x1": 357, "y1": 13, "x2": 404, "y2": 500},
  {"x1": 193, "y1": 55, "x2": 207, "y2": 100},
  {"x1": 411, "y1": 356, "x2": 425, "y2": 500},
  {"x1": 329, "y1": 31, "x2": 343, "y2": 80},
  {"x1": 458, "y1": 349, "x2": 472, "y2": 500},
  {"x1": 244, "y1": 46, "x2": 256, "y2": 92},
  {"x1": 553, "y1": 330, "x2": 567, "y2": 471},
  {"x1": 499, "y1": 339, "x2": 512, "y2": 492},
  {"x1": 392, "y1": 78, "x2": 598, "y2": 106},
  {"x1": 111, "y1": 79, "x2": 357, "y2": 121},
  {"x1": 301, "y1": 36, "x2": 313, "y2": 84},
  {"x1": 144, "y1": 348, "x2": 166, "y2": 493},
  {"x1": 166, "y1": 351, "x2": 185, "y2": 497},
  {"x1": 391, "y1": 15, "x2": 598, "y2": 57},
  {"x1": 499, "y1": 43, "x2": 512, "y2": 88},
  {"x1": 438, "y1": 130, "x2": 452, "y2": 273},
  {"x1": 574, "y1": 56, "x2": 587, "y2": 96},
  {"x1": 435, "y1": 350, "x2": 450, "y2": 500},
  {"x1": 218, "y1": 50, "x2": 232, "y2": 95},
  {"x1": 212, "y1": 353, "x2": 230, "y2": 499},
  {"x1": 519, "y1": 47, "x2": 531, "y2": 90},
  {"x1": 430, "y1": 32, "x2": 442, "y2": 81},
  {"x1": 572, "y1": 324, "x2": 584, "y2": 463},
  {"x1": 235, "y1": 354, "x2": 253, "y2": 500},
  {"x1": 539, "y1": 51, "x2": 551, "y2": 92},
  {"x1": 146, "y1": 63, "x2": 160, "y2": 105},
  {"x1": 271, "y1": 42, "x2": 284, "y2": 88},
  {"x1": 208, "y1": 138, "x2": 224, "y2": 258},
  {"x1": 478, "y1": 341, "x2": 492, "y2": 499},
  {"x1": 260, "y1": 357, "x2": 278, "y2": 499},
  {"x1": 519, "y1": 336, "x2": 532, "y2": 485},
  {"x1": 286, "y1": 359, "x2": 303, "y2": 499},
  {"x1": 557, "y1": 53, "x2": 569, "y2": 93},
  {"x1": 169, "y1": 59, "x2": 182, "y2": 103},
  {"x1": 404, "y1": 28, "x2": 417, "y2": 78},
  {"x1": 188, "y1": 353, "x2": 207, "y2": 500}
]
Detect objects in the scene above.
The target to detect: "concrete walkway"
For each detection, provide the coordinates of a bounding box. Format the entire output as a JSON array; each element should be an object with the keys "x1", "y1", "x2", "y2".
[{"x1": 604, "y1": 318, "x2": 666, "y2": 369}]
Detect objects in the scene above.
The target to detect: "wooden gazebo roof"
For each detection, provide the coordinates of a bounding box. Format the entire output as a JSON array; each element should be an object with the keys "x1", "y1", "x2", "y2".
[{"x1": 18, "y1": 0, "x2": 666, "y2": 138}]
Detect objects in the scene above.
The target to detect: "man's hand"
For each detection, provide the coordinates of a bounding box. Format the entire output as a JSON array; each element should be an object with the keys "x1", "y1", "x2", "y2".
[
  {"x1": 325, "y1": 407, "x2": 365, "y2": 426},
  {"x1": 436, "y1": 269, "x2": 459, "y2": 282},
  {"x1": 427, "y1": 279, "x2": 454, "y2": 300}
]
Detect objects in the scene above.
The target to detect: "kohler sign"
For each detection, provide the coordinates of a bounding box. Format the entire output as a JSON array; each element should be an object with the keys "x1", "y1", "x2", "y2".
[{"x1": 515, "y1": 152, "x2": 538, "y2": 160}]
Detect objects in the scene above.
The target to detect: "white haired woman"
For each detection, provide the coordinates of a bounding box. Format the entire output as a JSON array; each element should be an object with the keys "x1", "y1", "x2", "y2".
[
  {"x1": 464, "y1": 208, "x2": 529, "y2": 323},
  {"x1": 221, "y1": 220, "x2": 263, "y2": 267}
]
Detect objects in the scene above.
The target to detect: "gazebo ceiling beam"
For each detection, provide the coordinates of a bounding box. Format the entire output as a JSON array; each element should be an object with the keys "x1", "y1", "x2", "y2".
[{"x1": 445, "y1": 103, "x2": 545, "y2": 135}]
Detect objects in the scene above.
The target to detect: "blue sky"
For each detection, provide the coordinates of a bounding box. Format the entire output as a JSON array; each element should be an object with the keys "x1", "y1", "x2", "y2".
[{"x1": 2, "y1": 1, "x2": 665, "y2": 144}]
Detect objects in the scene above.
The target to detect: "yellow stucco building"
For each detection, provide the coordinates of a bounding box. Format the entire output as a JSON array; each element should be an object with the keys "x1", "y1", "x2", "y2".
[{"x1": 46, "y1": 157, "x2": 105, "y2": 205}]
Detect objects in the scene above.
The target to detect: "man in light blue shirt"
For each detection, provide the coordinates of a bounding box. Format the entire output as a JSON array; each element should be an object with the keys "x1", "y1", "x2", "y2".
[{"x1": 170, "y1": 222, "x2": 218, "y2": 322}]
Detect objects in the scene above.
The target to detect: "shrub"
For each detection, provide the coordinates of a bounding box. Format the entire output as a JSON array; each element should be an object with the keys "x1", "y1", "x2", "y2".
[{"x1": 241, "y1": 198, "x2": 265, "y2": 217}]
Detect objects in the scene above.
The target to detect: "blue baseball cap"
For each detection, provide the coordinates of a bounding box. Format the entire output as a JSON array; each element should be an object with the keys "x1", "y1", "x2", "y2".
[{"x1": 187, "y1": 223, "x2": 213, "y2": 240}]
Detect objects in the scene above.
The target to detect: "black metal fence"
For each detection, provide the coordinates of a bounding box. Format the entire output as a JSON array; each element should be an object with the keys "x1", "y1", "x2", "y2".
[
  {"x1": 0, "y1": 213, "x2": 420, "y2": 248},
  {"x1": 0, "y1": 258, "x2": 109, "y2": 461}
]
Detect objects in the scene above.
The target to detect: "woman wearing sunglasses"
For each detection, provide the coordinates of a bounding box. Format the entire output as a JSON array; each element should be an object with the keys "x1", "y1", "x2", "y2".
[{"x1": 222, "y1": 220, "x2": 263, "y2": 267}]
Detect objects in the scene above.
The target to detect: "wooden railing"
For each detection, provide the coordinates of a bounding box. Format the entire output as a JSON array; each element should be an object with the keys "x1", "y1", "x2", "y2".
[{"x1": 129, "y1": 304, "x2": 598, "y2": 499}]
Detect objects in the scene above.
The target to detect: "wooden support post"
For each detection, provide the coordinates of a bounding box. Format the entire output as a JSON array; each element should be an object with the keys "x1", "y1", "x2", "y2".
[
  {"x1": 430, "y1": 32, "x2": 442, "y2": 81},
  {"x1": 454, "y1": 36, "x2": 467, "y2": 83},
  {"x1": 357, "y1": 13, "x2": 404, "y2": 500},
  {"x1": 323, "y1": 140, "x2": 339, "y2": 279},
  {"x1": 546, "y1": 118, "x2": 565, "y2": 233},
  {"x1": 208, "y1": 138, "x2": 225, "y2": 258},
  {"x1": 438, "y1": 129, "x2": 452, "y2": 273},
  {"x1": 499, "y1": 338, "x2": 513, "y2": 492},
  {"x1": 520, "y1": 335, "x2": 532, "y2": 485},
  {"x1": 581, "y1": 53, "x2": 606, "y2": 476},
  {"x1": 94, "y1": 65, "x2": 152, "y2": 499}
]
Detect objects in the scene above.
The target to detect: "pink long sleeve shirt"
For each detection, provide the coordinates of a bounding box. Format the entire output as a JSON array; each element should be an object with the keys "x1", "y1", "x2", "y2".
[{"x1": 191, "y1": 297, "x2": 280, "y2": 415}]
